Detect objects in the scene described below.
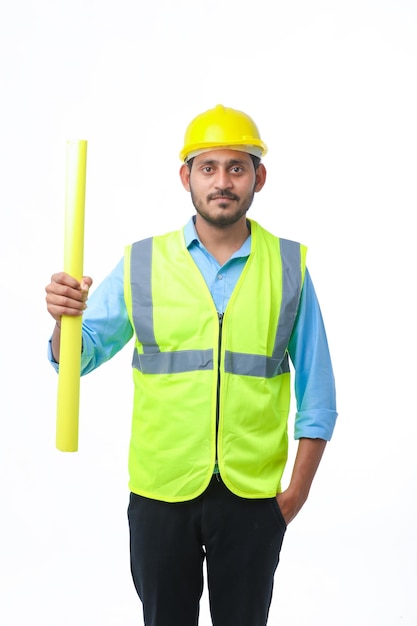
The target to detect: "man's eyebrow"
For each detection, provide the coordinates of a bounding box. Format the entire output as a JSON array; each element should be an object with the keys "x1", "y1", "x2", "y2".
[{"x1": 198, "y1": 158, "x2": 249, "y2": 167}]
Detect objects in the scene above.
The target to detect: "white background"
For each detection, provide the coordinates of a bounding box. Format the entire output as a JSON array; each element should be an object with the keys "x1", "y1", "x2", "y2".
[{"x1": 1, "y1": 1, "x2": 416, "y2": 624}]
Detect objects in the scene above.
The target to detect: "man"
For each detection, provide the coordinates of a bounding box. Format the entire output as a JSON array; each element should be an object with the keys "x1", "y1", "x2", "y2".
[{"x1": 46, "y1": 104, "x2": 337, "y2": 626}]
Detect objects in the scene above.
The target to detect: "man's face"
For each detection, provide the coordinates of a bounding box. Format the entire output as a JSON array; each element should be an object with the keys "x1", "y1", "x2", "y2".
[{"x1": 180, "y1": 149, "x2": 266, "y2": 228}]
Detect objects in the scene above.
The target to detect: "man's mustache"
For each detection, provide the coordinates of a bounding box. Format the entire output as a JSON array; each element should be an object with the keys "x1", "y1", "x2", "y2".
[{"x1": 207, "y1": 190, "x2": 239, "y2": 201}]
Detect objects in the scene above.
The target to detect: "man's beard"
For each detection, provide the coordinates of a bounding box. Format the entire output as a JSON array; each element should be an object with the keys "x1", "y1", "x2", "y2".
[{"x1": 190, "y1": 185, "x2": 256, "y2": 228}]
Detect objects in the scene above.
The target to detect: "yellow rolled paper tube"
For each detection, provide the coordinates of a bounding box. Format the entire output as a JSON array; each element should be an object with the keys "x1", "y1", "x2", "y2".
[{"x1": 56, "y1": 140, "x2": 88, "y2": 452}]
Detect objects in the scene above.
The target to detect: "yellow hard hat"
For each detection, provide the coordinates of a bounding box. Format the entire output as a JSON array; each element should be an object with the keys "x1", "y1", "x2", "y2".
[{"x1": 180, "y1": 104, "x2": 268, "y2": 162}]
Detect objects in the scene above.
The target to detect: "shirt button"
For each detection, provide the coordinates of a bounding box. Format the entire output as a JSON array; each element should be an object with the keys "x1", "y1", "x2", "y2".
[{"x1": 218, "y1": 274, "x2": 223, "y2": 280}]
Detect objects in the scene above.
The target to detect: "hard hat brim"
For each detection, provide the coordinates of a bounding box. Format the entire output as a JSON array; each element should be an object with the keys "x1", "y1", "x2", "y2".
[{"x1": 180, "y1": 140, "x2": 268, "y2": 162}]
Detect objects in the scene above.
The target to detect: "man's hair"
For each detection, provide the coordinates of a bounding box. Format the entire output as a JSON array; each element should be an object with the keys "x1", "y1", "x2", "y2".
[{"x1": 186, "y1": 154, "x2": 261, "y2": 171}]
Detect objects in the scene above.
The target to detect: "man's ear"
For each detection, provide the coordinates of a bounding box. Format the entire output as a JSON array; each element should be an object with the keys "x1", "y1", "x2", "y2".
[
  {"x1": 255, "y1": 163, "x2": 267, "y2": 192},
  {"x1": 179, "y1": 163, "x2": 191, "y2": 191}
]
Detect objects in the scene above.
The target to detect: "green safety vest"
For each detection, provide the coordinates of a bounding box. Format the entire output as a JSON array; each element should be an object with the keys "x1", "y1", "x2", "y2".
[{"x1": 124, "y1": 219, "x2": 307, "y2": 502}]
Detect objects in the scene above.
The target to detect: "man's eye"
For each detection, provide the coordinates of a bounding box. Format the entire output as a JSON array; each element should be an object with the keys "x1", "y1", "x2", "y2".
[{"x1": 203, "y1": 166, "x2": 213, "y2": 173}]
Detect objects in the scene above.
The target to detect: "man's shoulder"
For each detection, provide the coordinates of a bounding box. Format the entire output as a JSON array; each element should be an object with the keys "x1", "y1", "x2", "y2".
[{"x1": 251, "y1": 220, "x2": 305, "y2": 247}]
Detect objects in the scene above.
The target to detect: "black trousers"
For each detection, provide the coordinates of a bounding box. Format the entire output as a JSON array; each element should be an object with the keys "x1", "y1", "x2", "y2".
[{"x1": 128, "y1": 475, "x2": 287, "y2": 626}]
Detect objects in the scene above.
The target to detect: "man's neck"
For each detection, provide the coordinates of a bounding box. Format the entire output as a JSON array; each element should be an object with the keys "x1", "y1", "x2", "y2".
[{"x1": 194, "y1": 215, "x2": 250, "y2": 266}]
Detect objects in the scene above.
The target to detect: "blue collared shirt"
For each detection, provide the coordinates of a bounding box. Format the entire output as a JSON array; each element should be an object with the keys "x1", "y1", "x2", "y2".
[{"x1": 49, "y1": 218, "x2": 337, "y2": 440}]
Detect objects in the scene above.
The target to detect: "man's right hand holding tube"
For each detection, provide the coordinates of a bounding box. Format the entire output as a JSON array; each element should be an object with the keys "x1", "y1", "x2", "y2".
[{"x1": 45, "y1": 272, "x2": 93, "y2": 362}]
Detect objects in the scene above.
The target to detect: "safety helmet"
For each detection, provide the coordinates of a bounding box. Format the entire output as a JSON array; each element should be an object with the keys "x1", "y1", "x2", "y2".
[{"x1": 179, "y1": 104, "x2": 268, "y2": 162}]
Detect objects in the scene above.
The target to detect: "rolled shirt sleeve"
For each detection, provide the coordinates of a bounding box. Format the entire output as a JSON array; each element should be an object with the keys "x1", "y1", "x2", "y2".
[{"x1": 288, "y1": 269, "x2": 338, "y2": 441}]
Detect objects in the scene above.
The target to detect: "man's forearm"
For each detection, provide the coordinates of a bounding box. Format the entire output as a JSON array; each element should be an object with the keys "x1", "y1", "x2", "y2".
[
  {"x1": 288, "y1": 437, "x2": 327, "y2": 499},
  {"x1": 277, "y1": 437, "x2": 327, "y2": 524},
  {"x1": 51, "y1": 323, "x2": 61, "y2": 363}
]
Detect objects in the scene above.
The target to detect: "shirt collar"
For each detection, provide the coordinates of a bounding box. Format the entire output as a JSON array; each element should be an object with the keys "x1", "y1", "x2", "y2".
[{"x1": 184, "y1": 216, "x2": 200, "y2": 249}]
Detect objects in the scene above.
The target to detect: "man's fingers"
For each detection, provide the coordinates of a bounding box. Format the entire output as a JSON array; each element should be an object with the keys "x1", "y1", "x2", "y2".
[
  {"x1": 47, "y1": 292, "x2": 87, "y2": 311},
  {"x1": 46, "y1": 274, "x2": 93, "y2": 302},
  {"x1": 45, "y1": 273, "x2": 93, "y2": 322},
  {"x1": 50, "y1": 271, "x2": 81, "y2": 288},
  {"x1": 80, "y1": 276, "x2": 93, "y2": 299},
  {"x1": 47, "y1": 301, "x2": 86, "y2": 318}
]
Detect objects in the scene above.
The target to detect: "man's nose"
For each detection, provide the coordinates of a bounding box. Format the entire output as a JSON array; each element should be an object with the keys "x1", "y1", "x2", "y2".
[{"x1": 214, "y1": 168, "x2": 233, "y2": 189}]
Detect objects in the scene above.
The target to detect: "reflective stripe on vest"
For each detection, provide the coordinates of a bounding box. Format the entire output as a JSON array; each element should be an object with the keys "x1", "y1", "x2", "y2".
[
  {"x1": 130, "y1": 236, "x2": 302, "y2": 378},
  {"x1": 224, "y1": 237, "x2": 301, "y2": 377},
  {"x1": 131, "y1": 236, "x2": 214, "y2": 375}
]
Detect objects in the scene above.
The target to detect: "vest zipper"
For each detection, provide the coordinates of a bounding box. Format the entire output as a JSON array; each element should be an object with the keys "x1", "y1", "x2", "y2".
[{"x1": 216, "y1": 312, "x2": 224, "y2": 471}]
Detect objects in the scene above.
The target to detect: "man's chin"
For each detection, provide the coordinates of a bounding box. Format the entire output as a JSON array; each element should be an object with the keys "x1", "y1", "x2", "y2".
[{"x1": 198, "y1": 211, "x2": 247, "y2": 228}]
